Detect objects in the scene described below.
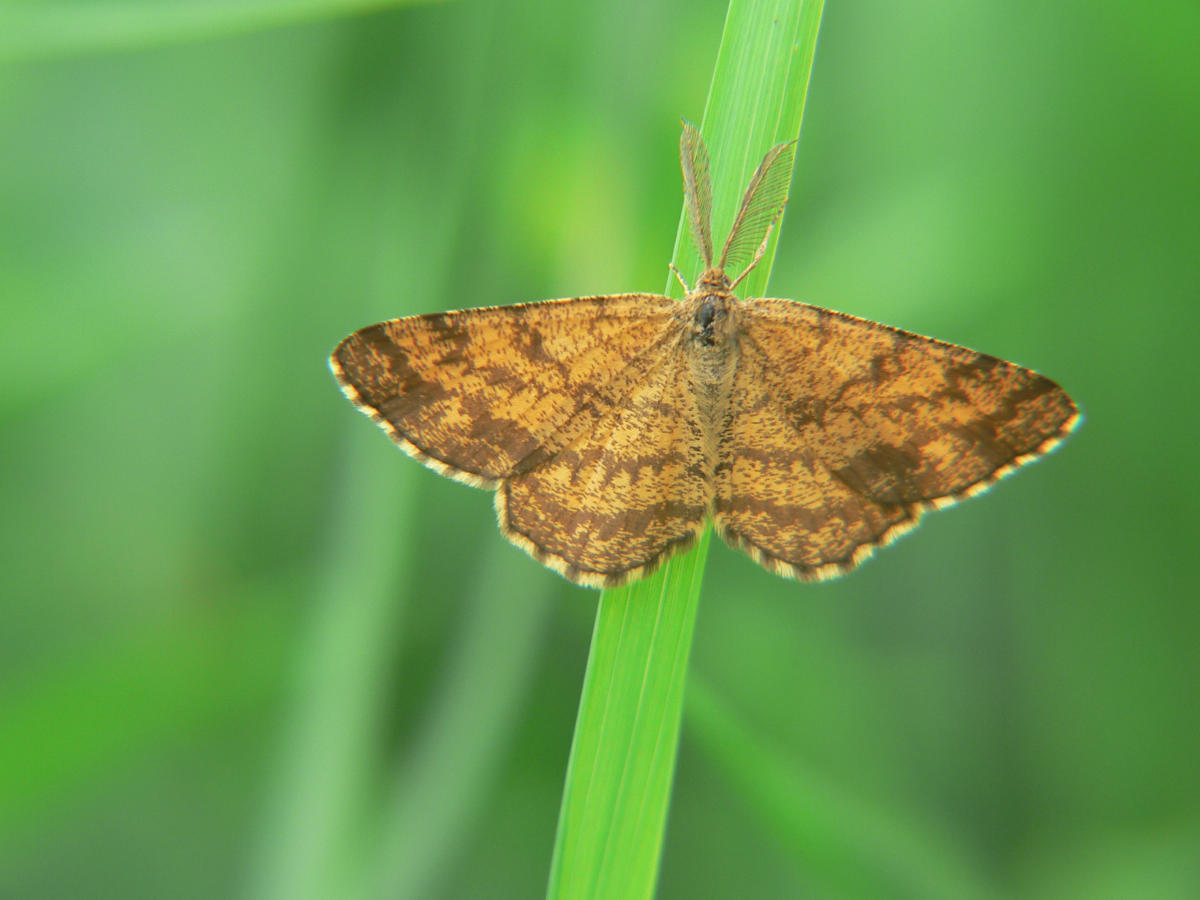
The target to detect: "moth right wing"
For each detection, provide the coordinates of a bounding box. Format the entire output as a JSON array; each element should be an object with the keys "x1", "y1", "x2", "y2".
[
  {"x1": 715, "y1": 298, "x2": 1078, "y2": 579},
  {"x1": 713, "y1": 329, "x2": 922, "y2": 580},
  {"x1": 330, "y1": 294, "x2": 677, "y2": 487},
  {"x1": 740, "y1": 298, "x2": 1078, "y2": 505}
]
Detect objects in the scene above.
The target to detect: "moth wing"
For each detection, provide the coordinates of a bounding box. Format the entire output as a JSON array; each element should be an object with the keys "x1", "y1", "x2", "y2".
[
  {"x1": 330, "y1": 294, "x2": 676, "y2": 487},
  {"x1": 715, "y1": 298, "x2": 1078, "y2": 578},
  {"x1": 498, "y1": 338, "x2": 709, "y2": 587}
]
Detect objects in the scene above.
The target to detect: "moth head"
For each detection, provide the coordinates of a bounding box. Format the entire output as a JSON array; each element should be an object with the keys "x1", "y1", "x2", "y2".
[{"x1": 695, "y1": 266, "x2": 731, "y2": 293}]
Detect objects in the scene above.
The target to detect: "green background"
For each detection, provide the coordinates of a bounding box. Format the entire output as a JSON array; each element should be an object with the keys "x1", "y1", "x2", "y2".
[{"x1": 2, "y1": 0, "x2": 1197, "y2": 897}]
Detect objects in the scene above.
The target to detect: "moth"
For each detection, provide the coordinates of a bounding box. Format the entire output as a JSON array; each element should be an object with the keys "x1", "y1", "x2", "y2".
[{"x1": 330, "y1": 122, "x2": 1078, "y2": 588}]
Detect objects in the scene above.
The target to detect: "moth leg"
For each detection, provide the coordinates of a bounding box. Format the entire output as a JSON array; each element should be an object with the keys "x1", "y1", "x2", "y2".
[{"x1": 669, "y1": 262, "x2": 691, "y2": 293}]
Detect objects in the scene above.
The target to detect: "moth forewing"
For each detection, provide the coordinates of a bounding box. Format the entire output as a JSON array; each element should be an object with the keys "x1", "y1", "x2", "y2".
[
  {"x1": 718, "y1": 139, "x2": 797, "y2": 279},
  {"x1": 680, "y1": 120, "x2": 714, "y2": 268}
]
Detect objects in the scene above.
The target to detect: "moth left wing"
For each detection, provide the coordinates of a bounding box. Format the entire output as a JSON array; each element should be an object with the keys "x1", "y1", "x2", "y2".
[
  {"x1": 330, "y1": 294, "x2": 677, "y2": 487},
  {"x1": 498, "y1": 336, "x2": 709, "y2": 587}
]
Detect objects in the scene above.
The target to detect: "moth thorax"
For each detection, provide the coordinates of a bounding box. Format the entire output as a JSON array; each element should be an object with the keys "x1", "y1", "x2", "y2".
[
  {"x1": 686, "y1": 290, "x2": 738, "y2": 398},
  {"x1": 689, "y1": 267, "x2": 735, "y2": 350},
  {"x1": 689, "y1": 290, "x2": 736, "y2": 349}
]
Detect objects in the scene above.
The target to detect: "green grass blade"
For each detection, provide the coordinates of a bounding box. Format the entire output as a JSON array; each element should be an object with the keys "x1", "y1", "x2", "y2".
[
  {"x1": 546, "y1": 1, "x2": 825, "y2": 897},
  {"x1": 0, "y1": 0, "x2": 444, "y2": 63},
  {"x1": 546, "y1": 538, "x2": 711, "y2": 900}
]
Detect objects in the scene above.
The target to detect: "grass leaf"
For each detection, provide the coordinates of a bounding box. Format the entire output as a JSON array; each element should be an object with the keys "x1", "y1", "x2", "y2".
[{"x1": 546, "y1": 1, "x2": 825, "y2": 897}]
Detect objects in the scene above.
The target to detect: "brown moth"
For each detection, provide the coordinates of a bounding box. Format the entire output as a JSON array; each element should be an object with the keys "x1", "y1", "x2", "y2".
[{"x1": 330, "y1": 122, "x2": 1078, "y2": 588}]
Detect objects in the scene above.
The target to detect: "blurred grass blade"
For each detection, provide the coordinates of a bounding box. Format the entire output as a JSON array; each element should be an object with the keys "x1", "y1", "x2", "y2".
[
  {"x1": 0, "y1": 0, "x2": 444, "y2": 63},
  {"x1": 0, "y1": 575, "x2": 294, "y2": 855},
  {"x1": 363, "y1": 546, "x2": 554, "y2": 900},
  {"x1": 686, "y1": 677, "x2": 997, "y2": 900},
  {"x1": 546, "y1": 1, "x2": 824, "y2": 897},
  {"x1": 247, "y1": 435, "x2": 416, "y2": 900}
]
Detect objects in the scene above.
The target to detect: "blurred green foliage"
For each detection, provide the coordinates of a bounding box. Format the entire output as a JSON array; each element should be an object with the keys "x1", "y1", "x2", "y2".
[{"x1": 1, "y1": 0, "x2": 1197, "y2": 898}]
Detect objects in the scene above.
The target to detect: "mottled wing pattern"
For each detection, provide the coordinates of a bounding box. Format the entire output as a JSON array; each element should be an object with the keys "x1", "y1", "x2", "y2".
[
  {"x1": 499, "y1": 333, "x2": 709, "y2": 587},
  {"x1": 714, "y1": 334, "x2": 921, "y2": 579},
  {"x1": 330, "y1": 294, "x2": 676, "y2": 487},
  {"x1": 716, "y1": 298, "x2": 1079, "y2": 579}
]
